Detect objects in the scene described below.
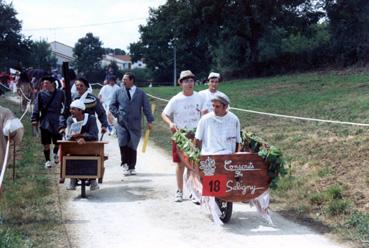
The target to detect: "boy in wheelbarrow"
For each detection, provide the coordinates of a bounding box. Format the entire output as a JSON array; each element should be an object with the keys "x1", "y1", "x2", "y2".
[{"x1": 59, "y1": 99, "x2": 100, "y2": 190}]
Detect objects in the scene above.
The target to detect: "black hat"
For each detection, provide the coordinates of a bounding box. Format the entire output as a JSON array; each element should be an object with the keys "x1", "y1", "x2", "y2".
[{"x1": 41, "y1": 76, "x2": 56, "y2": 83}]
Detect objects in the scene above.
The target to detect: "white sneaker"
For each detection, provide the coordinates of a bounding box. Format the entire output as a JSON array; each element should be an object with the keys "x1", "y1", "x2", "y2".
[
  {"x1": 122, "y1": 164, "x2": 130, "y2": 176},
  {"x1": 130, "y1": 169, "x2": 136, "y2": 175},
  {"x1": 174, "y1": 190, "x2": 183, "y2": 202},
  {"x1": 53, "y1": 154, "x2": 59, "y2": 164},
  {"x1": 90, "y1": 180, "x2": 99, "y2": 190},
  {"x1": 66, "y1": 179, "x2": 77, "y2": 190},
  {"x1": 44, "y1": 160, "x2": 53, "y2": 168}
]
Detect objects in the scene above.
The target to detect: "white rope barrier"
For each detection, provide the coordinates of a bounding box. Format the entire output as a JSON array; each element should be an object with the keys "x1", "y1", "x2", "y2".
[
  {"x1": 19, "y1": 103, "x2": 31, "y2": 121},
  {"x1": 0, "y1": 140, "x2": 11, "y2": 190},
  {"x1": 146, "y1": 93, "x2": 369, "y2": 127},
  {"x1": 90, "y1": 82, "x2": 104, "y2": 87},
  {"x1": 18, "y1": 87, "x2": 32, "y2": 103}
]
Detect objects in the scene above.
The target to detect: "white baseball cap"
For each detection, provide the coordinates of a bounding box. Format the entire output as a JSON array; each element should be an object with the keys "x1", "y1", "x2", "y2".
[
  {"x1": 70, "y1": 99, "x2": 86, "y2": 111},
  {"x1": 208, "y1": 72, "x2": 220, "y2": 80}
]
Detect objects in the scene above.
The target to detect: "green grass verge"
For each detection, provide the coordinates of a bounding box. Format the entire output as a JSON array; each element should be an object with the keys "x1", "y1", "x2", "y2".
[{"x1": 0, "y1": 96, "x2": 66, "y2": 247}]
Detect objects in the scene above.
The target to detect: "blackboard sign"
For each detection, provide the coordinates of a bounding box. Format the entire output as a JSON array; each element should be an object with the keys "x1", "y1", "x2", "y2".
[{"x1": 63, "y1": 156, "x2": 101, "y2": 179}]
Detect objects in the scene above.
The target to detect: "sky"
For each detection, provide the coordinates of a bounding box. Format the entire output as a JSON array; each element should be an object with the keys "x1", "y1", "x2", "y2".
[{"x1": 8, "y1": 0, "x2": 167, "y2": 52}]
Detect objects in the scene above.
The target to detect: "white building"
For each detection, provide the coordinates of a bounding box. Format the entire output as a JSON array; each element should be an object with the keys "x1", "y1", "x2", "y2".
[
  {"x1": 101, "y1": 54, "x2": 147, "y2": 70},
  {"x1": 49, "y1": 41, "x2": 74, "y2": 67},
  {"x1": 101, "y1": 54, "x2": 131, "y2": 70}
]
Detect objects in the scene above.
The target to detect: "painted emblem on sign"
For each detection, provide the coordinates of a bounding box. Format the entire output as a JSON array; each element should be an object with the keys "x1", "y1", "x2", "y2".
[{"x1": 199, "y1": 157, "x2": 216, "y2": 176}]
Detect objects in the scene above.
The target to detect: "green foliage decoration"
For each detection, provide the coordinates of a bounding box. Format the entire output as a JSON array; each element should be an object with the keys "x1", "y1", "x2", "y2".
[
  {"x1": 241, "y1": 130, "x2": 287, "y2": 188},
  {"x1": 172, "y1": 129, "x2": 200, "y2": 164}
]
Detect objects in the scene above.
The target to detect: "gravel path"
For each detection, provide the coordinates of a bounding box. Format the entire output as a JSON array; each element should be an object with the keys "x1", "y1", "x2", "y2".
[{"x1": 59, "y1": 133, "x2": 350, "y2": 248}]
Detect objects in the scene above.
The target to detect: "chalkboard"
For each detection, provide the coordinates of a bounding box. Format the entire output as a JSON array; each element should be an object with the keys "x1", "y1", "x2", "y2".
[{"x1": 63, "y1": 156, "x2": 100, "y2": 178}]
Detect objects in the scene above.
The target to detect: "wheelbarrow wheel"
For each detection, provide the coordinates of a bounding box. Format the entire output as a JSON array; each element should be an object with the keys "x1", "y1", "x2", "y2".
[{"x1": 215, "y1": 198, "x2": 233, "y2": 223}]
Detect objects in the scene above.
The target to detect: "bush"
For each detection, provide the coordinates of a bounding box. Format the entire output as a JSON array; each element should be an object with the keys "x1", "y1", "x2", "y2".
[{"x1": 325, "y1": 199, "x2": 351, "y2": 216}]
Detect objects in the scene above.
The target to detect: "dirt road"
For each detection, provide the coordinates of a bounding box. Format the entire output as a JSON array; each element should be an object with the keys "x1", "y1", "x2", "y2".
[{"x1": 60, "y1": 133, "x2": 349, "y2": 248}]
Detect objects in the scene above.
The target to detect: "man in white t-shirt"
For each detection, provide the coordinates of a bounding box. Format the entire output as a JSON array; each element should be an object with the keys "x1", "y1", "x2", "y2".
[
  {"x1": 99, "y1": 75, "x2": 120, "y2": 134},
  {"x1": 199, "y1": 72, "x2": 226, "y2": 113},
  {"x1": 161, "y1": 70, "x2": 205, "y2": 202},
  {"x1": 195, "y1": 93, "x2": 241, "y2": 155}
]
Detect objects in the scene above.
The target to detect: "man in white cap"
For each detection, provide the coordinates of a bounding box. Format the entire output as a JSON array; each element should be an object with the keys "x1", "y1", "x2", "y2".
[
  {"x1": 195, "y1": 93, "x2": 241, "y2": 155},
  {"x1": 199, "y1": 72, "x2": 226, "y2": 113},
  {"x1": 161, "y1": 70, "x2": 205, "y2": 202},
  {"x1": 59, "y1": 99, "x2": 99, "y2": 190}
]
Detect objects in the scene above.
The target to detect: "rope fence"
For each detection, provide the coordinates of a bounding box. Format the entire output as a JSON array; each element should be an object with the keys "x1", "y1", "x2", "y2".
[{"x1": 146, "y1": 93, "x2": 369, "y2": 127}]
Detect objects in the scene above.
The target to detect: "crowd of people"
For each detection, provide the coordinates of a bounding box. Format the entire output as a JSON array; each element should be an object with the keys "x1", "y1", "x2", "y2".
[{"x1": 2, "y1": 67, "x2": 240, "y2": 203}]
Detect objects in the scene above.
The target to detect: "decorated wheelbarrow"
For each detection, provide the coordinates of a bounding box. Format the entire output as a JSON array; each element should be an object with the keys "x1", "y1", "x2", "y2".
[
  {"x1": 58, "y1": 140, "x2": 108, "y2": 198},
  {"x1": 173, "y1": 129, "x2": 286, "y2": 224}
]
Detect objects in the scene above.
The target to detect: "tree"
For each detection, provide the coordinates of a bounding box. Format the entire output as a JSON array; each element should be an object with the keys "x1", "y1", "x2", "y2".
[
  {"x1": 29, "y1": 40, "x2": 57, "y2": 71},
  {"x1": 73, "y1": 33, "x2": 105, "y2": 82},
  {"x1": 325, "y1": 0, "x2": 369, "y2": 65},
  {"x1": 104, "y1": 47, "x2": 126, "y2": 55},
  {"x1": 0, "y1": 0, "x2": 32, "y2": 71}
]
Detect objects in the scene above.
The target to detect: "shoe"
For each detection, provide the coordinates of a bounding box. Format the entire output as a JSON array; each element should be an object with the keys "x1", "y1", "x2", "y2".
[
  {"x1": 53, "y1": 154, "x2": 59, "y2": 164},
  {"x1": 90, "y1": 180, "x2": 99, "y2": 190},
  {"x1": 174, "y1": 190, "x2": 183, "y2": 202},
  {"x1": 44, "y1": 160, "x2": 53, "y2": 168},
  {"x1": 66, "y1": 179, "x2": 77, "y2": 190},
  {"x1": 122, "y1": 164, "x2": 130, "y2": 176},
  {"x1": 130, "y1": 169, "x2": 136, "y2": 175},
  {"x1": 190, "y1": 194, "x2": 201, "y2": 205}
]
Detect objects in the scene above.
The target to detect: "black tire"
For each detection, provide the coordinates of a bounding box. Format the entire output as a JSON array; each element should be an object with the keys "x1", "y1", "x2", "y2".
[{"x1": 215, "y1": 198, "x2": 233, "y2": 223}]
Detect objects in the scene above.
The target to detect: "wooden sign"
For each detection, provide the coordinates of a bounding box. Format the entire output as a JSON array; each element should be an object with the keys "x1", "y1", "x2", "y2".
[
  {"x1": 62, "y1": 156, "x2": 101, "y2": 179},
  {"x1": 199, "y1": 153, "x2": 270, "y2": 202}
]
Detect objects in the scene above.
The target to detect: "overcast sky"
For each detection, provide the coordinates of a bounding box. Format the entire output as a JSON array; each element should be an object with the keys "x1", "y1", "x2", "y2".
[{"x1": 8, "y1": 0, "x2": 167, "y2": 51}]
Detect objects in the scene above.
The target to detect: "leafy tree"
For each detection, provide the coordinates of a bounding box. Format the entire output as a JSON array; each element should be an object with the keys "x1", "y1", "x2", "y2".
[
  {"x1": 29, "y1": 40, "x2": 57, "y2": 71},
  {"x1": 0, "y1": 0, "x2": 32, "y2": 71},
  {"x1": 104, "y1": 47, "x2": 126, "y2": 55},
  {"x1": 73, "y1": 33, "x2": 105, "y2": 82},
  {"x1": 325, "y1": 0, "x2": 369, "y2": 65}
]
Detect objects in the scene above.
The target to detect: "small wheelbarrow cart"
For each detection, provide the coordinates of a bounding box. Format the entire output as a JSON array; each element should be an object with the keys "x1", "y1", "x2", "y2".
[
  {"x1": 58, "y1": 140, "x2": 108, "y2": 198},
  {"x1": 177, "y1": 150, "x2": 271, "y2": 224}
]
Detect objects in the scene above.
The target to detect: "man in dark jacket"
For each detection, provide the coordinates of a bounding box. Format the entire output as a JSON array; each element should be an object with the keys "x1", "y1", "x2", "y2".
[
  {"x1": 31, "y1": 76, "x2": 65, "y2": 168},
  {"x1": 110, "y1": 72, "x2": 154, "y2": 176}
]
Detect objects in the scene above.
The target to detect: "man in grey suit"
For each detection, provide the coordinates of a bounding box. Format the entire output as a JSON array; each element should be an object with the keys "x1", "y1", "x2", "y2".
[{"x1": 109, "y1": 72, "x2": 154, "y2": 176}]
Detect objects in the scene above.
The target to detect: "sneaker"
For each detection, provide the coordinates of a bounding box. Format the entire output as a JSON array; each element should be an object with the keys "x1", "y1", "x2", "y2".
[
  {"x1": 90, "y1": 180, "x2": 99, "y2": 190},
  {"x1": 66, "y1": 179, "x2": 77, "y2": 190},
  {"x1": 44, "y1": 160, "x2": 53, "y2": 168},
  {"x1": 53, "y1": 154, "x2": 59, "y2": 164},
  {"x1": 174, "y1": 190, "x2": 183, "y2": 202},
  {"x1": 189, "y1": 194, "x2": 201, "y2": 205},
  {"x1": 130, "y1": 169, "x2": 136, "y2": 175},
  {"x1": 122, "y1": 164, "x2": 130, "y2": 176}
]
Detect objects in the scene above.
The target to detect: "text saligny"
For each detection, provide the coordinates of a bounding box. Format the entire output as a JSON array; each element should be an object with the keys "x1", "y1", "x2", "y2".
[{"x1": 224, "y1": 159, "x2": 264, "y2": 195}]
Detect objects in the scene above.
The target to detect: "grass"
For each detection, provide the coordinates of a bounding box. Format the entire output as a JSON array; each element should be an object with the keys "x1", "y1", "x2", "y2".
[
  {"x1": 144, "y1": 70, "x2": 369, "y2": 246},
  {"x1": 0, "y1": 96, "x2": 68, "y2": 247}
]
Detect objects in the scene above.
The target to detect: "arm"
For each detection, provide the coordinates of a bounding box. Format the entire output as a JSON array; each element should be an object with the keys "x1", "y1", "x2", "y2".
[
  {"x1": 82, "y1": 116, "x2": 99, "y2": 141},
  {"x1": 31, "y1": 91, "x2": 41, "y2": 125},
  {"x1": 95, "y1": 98, "x2": 109, "y2": 129},
  {"x1": 161, "y1": 112, "x2": 177, "y2": 133},
  {"x1": 109, "y1": 90, "x2": 119, "y2": 118}
]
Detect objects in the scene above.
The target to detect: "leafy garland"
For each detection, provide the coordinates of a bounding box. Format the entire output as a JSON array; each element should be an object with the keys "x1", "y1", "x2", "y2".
[
  {"x1": 241, "y1": 130, "x2": 287, "y2": 189},
  {"x1": 172, "y1": 129, "x2": 287, "y2": 189},
  {"x1": 172, "y1": 129, "x2": 201, "y2": 164}
]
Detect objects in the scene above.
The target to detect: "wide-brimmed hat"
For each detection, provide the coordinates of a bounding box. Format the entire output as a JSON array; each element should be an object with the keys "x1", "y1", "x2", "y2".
[
  {"x1": 208, "y1": 72, "x2": 220, "y2": 80},
  {"x1": 70, "y1": 99, "x2": 86, "y2": 111},
  {"x1": 211, "y1": 92, "x2": 230, "y2": 105},
  {"x1": 178, "y1": 70, "x2": 195, "y2": 82}
]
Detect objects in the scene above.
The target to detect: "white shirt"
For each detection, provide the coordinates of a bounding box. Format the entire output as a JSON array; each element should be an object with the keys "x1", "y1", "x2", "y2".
[
  {"x1": 162, "y1": 92, "x2": 204, "y2": 130},
  {"x1": 127, "y1": 85, "x2": 137, "y2": 99},
  {"x1": 195, "y1": 111, "x2": 241, "y2": 155},
  {"x1": 99, "y1": 84, "x2": 120, "y2": 106},
  {"x1": 199, "y1": 89, "x2": 226, "y2": 113}
]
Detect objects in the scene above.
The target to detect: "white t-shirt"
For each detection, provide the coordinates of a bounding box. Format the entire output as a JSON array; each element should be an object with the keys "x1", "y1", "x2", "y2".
[
  {"x1": 162, "y1": 92, "x2": 204, "y2": 130},
  {"x1": 99, "y1": 84, "x2": 120, "y2": 106},
  {"x1": 199, "y1": 89, "x2": 226, "y2": 113},
  {"x1": 195, "y1": 111, "x2": 241, "y2": 155}
]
